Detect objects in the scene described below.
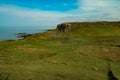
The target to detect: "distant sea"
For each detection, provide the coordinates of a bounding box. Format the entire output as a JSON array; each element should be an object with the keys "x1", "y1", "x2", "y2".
[{"x1": 0, "y1": 26, "x2": 49, "y2": 41}]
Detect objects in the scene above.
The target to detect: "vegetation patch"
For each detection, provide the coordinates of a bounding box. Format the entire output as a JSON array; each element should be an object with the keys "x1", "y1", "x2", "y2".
[{"x1": 0, "y1": 21, "x2": 120, "y2": 80}]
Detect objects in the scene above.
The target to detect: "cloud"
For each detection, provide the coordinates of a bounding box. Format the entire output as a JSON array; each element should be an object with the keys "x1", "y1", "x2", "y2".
[
  {"x1": 65, "y1": 0, "x2": 120, "y2": 22},
  {"x1": 0, "y1": 4, "x2": 72, "y2": 27},
  {"x1": 79, "y1": 0, "x2": 119, "y2": 10},
  {"x1": 0, "y1": 0, "x2": 120, "y2": 27},
  {"x1": 79, "y1": 0, "x2": 120, "y2": 18}
]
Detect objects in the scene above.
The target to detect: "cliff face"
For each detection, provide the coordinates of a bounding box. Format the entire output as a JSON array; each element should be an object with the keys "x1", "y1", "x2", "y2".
[
  {"x1": 56, "y1": 21, "x2": 120, "y2": 34},
  {"x1": 57, "y1": 21, "x2": 120, "y2": 30}
]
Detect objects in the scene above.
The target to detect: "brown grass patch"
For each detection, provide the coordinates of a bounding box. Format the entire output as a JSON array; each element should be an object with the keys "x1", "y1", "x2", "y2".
[
  {"x1": 8, "y1": 45, "x2": 56, "y2": 55},
  {"x1": 88, "y1": 45, "x2": 120, "y2": 62}
]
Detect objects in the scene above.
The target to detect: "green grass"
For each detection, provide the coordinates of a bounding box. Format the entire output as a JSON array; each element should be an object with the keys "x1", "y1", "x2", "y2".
[{"x1": 0, "y1": 21, "x2": 120, "y2": 80}]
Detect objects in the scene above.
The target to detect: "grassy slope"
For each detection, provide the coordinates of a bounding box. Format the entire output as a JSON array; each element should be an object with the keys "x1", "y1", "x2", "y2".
[{"x1": 0, "y1": 21, "x2": 120, "y2": 80}]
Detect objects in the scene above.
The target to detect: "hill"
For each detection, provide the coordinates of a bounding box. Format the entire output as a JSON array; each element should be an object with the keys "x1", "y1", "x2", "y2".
[{"x1": 0, "y1": 21, "x2": 120, "y2": 80}]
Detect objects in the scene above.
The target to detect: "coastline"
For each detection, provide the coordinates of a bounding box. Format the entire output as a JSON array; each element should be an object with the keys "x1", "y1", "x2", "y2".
[{"x1": 0, "y1": 29, "x2": 49, "y2": 42}]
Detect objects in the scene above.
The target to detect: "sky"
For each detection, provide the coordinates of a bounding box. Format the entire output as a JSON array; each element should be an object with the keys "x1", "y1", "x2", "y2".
[{"x1": 0, "y1": 0, "x2": 120, "y2": 27}]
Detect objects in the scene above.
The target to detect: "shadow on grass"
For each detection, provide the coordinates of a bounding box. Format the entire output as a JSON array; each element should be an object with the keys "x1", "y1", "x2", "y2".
[
  {"x1": 107, "y1": 63, "x2": 119, "y2": 80},
  {"x1": 0, "y1": 73, "x2": 11, "y2": 80}
]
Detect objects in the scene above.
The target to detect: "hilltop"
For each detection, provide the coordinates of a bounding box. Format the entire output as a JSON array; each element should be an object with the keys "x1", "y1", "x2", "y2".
[{"x1": 0, "y1": 21, "x2": 120, "y2": 80}]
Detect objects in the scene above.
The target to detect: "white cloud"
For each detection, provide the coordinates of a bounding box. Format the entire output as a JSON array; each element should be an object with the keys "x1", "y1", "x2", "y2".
[
  {"x1": 79, "y1": 0, "x2": 120, "y2": 17},
  {"x1": 80, "y1": 0, "x2": 107, "y2": 11},
  {"x1": 79, "y1": 0, "x2": 120, "y2": 10},
  {"x1": 69, "y1": 0, "x2": 120, "y2": 21},
  {"x1": 0, "y1": 4, "x2": 72, "y2": 27},
  {"x1": 0, "y1": 0, "x2": 120, "y2": 28}
]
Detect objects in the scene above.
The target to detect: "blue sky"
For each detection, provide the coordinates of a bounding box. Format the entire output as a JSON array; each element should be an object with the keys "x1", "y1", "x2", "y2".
[
  {"x1": 0, "y1": 0, "x2": 120, "y2": 27},
  {"x1": 0, "y1": 0, "x2": 78, "y2": 11}
]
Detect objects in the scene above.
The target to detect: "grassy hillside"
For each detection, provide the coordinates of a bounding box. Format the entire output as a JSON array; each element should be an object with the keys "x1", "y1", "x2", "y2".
[{"x1": 0, "y1": 21, "x2": 120, "y2": 80}]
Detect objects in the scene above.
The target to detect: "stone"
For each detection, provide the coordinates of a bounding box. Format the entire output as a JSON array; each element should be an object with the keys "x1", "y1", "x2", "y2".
[{"x1": 93, "y1": 67, "x2": 98, "y2": 71}]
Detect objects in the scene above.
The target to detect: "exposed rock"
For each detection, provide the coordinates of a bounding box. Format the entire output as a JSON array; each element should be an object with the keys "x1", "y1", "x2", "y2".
[
  {"x1": 93, "y1": 67, "x2": 98, "y2": 71},
  {"x1": 5, "y1": 40, "x2": 15, "y2": 41},
  {"x1": 17, "y1": 33, "x2": 32, "y2": 38},
  {"x1": 17, "y1": 33, "x2": 27, "y2": 38},
  {"x1": 57, "y1": 23, "x2": 71, "y2": 32}
]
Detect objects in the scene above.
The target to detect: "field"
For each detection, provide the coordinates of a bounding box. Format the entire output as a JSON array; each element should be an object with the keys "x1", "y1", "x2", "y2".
[{"x1": 0, "y1": 21, "x2": 120, "y2": 80}]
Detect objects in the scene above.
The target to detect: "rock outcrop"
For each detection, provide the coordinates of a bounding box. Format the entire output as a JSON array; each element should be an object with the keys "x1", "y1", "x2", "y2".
[{"x1": 57, "y1": 23, "x2": 71, "y2": 32}]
